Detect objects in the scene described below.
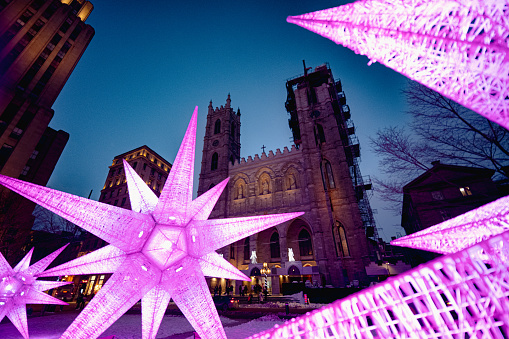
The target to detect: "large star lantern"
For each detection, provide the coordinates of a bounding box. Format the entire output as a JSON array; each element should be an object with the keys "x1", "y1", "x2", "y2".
[
  {"x1": 0, "y1": 245, "x2": 70, "y2": 339},
  {"x1": 0, "y1": 107, "x2": 304, "y2": 339}
]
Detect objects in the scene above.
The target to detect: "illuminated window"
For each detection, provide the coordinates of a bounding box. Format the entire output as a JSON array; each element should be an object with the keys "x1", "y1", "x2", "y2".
[
  {"x1": 298, "y1": 229, "x2": 313, "y2": 257},
  {"x1": 214, "y1": 119, "x2": 221, "y2": 134},
  {"x1": 320, "y1": 160, "x2": 335, "y2": 189},
  {"x1": 334, "y1": 222, "x2": 350, "y2": 257},
  {"x1": 459, "y1": 187, "x2": 472, "y2": 196},
  {"x1": 270, "y1": 232, "x2": 280, "y2": 258}
]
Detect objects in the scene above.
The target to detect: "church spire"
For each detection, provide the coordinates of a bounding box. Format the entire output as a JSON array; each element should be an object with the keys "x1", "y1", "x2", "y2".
[{"x1": 226, "y1": 93, "x2": 231, "y2": 109}]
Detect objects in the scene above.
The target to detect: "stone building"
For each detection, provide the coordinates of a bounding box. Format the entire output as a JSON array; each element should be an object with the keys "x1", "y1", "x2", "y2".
[
  {"x1": 68, "y1": 145, "x2": 172, "y2": 297},
  {"x1": 0, "y1": 0, "x2": 94, "y2": 263},
  {"x1": 198, "y1": 64, "x2": 376, "y2": 292}
]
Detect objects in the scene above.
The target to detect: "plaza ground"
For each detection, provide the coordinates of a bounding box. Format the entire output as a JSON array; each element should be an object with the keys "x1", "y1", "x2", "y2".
[{"x1": 0, "y1": 300, "x2": 322, "y2": 338}]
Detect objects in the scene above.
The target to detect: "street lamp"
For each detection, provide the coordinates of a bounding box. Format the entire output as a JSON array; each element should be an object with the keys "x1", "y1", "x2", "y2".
[{"x1": 260, "y1": 263, "x2": 271, "y2": 294}]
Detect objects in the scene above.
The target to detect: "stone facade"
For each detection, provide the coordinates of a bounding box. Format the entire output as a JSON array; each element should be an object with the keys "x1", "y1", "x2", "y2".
[{"x1": 198, "y1": 64, "x2": 375, "y2": 292}]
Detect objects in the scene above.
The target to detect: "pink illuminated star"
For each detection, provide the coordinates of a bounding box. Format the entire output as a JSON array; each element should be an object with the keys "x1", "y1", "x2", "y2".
[
  {"x1": 0, "y1": 107, "x2": 304, "y2": 339},
  {"x1": 287, "y1": 0, "x2": 509, "y2": 130},
  {"x1": 390, "y1": 195, "x2": 509, "y2": 255},
  {"x1": 0, "y1": 245, "x2": 70, "y2": 339}
]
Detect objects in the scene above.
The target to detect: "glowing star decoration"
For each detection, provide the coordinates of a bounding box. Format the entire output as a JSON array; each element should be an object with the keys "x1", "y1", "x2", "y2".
[
  {"x1": 287, "y1": 0, "x2": 509, "y2": 130},
  {"x1": 0, "y1": 245, "x2": 70, "y2": 339},
  {"x1": 0, "y1": 107, "x2": 304, "y2": 339},
  {"x1": 390, "y1": 195, "x2": 509, "y2": 255}
]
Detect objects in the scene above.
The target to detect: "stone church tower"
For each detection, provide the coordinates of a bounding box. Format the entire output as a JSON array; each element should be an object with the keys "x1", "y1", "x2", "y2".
[
  {"x1": 199, "y1": 64, "x2": 376, "y2": 291},
  {"x1": 197, "y1": 94, "x2": 240, "y2": 218}
]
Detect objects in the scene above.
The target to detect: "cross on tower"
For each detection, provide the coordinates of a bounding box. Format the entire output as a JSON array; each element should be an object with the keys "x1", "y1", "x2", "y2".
[{"x1": 261, "y1": 145, "x2": 266, "y2": 153}]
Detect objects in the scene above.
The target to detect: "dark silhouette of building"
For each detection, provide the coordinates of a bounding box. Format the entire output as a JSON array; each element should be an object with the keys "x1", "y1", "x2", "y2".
[
  {"x1": 198, "y1": 63, "x2": 377, "y2": 292},
  {"x1": 0, "y1": 0, "x2": 95, "y2": 263},
  {"x1": 401, "y1": 161, "x2": 502, "y2": 264}
]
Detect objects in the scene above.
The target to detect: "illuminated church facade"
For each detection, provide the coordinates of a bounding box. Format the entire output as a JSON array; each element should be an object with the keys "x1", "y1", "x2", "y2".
[{"x1": 198, "y1": 64, "x2": 376, "y2": 292}]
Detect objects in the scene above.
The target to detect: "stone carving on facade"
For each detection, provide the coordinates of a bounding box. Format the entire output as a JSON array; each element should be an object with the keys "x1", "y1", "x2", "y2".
[
  {"x1": 288, "y1": 174, "x2": 297, "y2": 190},
  {"x1": 288, "y1": 247, "x2": 295, "y2": 262},
  {"x1": 250, "y1": 250, "x2": 257, "y2": 264}
]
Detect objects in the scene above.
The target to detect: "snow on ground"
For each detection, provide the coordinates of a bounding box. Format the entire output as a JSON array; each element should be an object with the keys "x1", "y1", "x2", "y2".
[{"x1": 0, "y1": 313, "x2": 285, "y2": 339}]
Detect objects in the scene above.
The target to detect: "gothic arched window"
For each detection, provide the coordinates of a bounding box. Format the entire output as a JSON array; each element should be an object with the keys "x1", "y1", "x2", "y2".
[
  {"x1": 321, "y1": 160, "x2": 335, "y2": 190},
  {"x1": 270, "y1": 232, "x2": 280, "y2": 258},
  {"x1": 211, "y1": 152, "x2": 218, "y2": 171},
  {"x1": 334, "y1": 221, "x2": 350, "y2": 257},
  {"x1": 244, "y1": 237, "x2": 250, "y2": 261},
  {"x1": 298, "y1": 229, "x2": 313, "y2": 257},
  {"x1": 214, "y1": 119, "x2": 221, "y2": 134}
]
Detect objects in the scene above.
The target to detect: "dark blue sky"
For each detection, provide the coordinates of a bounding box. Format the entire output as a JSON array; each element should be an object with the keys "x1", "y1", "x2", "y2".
[{"x1": 48, "y1": 1, "x2": 410, "y2": 240}]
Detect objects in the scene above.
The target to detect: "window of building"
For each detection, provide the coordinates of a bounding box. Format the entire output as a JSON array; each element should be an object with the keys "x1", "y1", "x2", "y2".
[
  {"x1": 20, "y1": 165, "x2": 30, "y2": 176},
  {"x1": 334, "y1": 222, "x2": 350, "y2": 257},
  {"x1": 121, "y1": 197, "x2": 126, "y2": 207},
  {"x1": 109, "y1": 191, "x2": 113, "y2": 198},
  {"x1": 214, "y1": 119, "x2": 221, "y2": 134},
  {"x1": 431, "y1": 191, "x2": 444, "y2": 200},
  {"x1": 132, "y1": 162, "x2": 137, "y2": 169},
  {"x1": 298, "y1": 229, "x2": 313, "y2": 257},
  {"x1": 0, "y1": 144, "x2": 14, "y2": 170},
  {"x1": 29, "y1": 150, "x2": 38, "y2": 159},
  {"x1": 59, "y1": 17, "x2": 73, "y2": 33},
  {"x1": 211, "y1": 152, "x2": 218, "y2": 171},
  {"x1": 10, "y1": 127, "x2": 23, "y2": 138},
  {"x1": 316, "y1": 124, "x2": 326, "y2": 144},
  {"x1": 143, "y1": 163, "x2": 147, "y2": 170},
  {"x1": 459, "y1": 187, "x2": 472, "y2": 196},
  {"x1": 230, "y1": 244, "x2": 235, "y2": 259},
  {"x1": 270, "y1": 232, "x2": 280, "y2": 259},
  {"x1": 321, "y1": 160, "x2": 335, "y2": 190},
  {"x1": 69, "y1": 22, "x2": 82, "y2": 41},
  {"x1": 150, "y1": 168, "x2": 155, "y2": 176},
  {"x1": 158, "y1": 173, "x2": 162, "y2": 180},
  {"x1": 231, "y1": 122, "x2": 235, "y2": 137},
  {"x1": 101, "y1": 193, "x2": 106, "y2": 200},
  {"x1": 243, "y1": 237, "x2": 250, "y2": 261},
  {"x1": 114, "y1": 199, "x2": 118, "y2": 206}
]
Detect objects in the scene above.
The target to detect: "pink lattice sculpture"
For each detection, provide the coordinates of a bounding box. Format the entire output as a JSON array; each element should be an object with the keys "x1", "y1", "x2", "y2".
[
  {"x1": 248, "y1": 229, "x2": 509, "y2": 338},
  {"x1": 391, "y1": 195, "x2": 509, "y2": 255},
  {"x1": 287, "y1": 0, "x2": 509, "y2": 130},
  {"x1": 0, "y1": 245, "x2": 71, "y2": 339},
  {"x1": 0, "y1": 107, "x2": 304, "y2": 339}
]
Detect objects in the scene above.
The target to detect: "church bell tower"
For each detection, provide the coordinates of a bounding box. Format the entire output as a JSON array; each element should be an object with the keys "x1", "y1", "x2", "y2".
[{"x1": 197, "y1": 94, "x2": 241, "y2": 218}]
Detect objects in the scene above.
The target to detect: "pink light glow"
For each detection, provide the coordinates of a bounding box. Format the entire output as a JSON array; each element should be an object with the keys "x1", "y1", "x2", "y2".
[
  {"x1": 287, "y1": 0, "x2": 509, "y2": 130},
  {"x1": 391, "y1": 195, "x2": 509, "y2": 254},
  {"x1": 0, "y1": 246, "x2": 71, "y2": 339},
  {"x1": 0, "y1": 106, "x2": 304, "y2": 339},
  {"x1": 248, "y1": 229, "x2": 509, "y2": 338}
]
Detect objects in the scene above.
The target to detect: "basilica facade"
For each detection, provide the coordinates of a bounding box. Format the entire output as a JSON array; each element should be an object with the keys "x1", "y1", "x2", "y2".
[{"x1": 198, "y1": 64, "x2": 376, "y2": 293}]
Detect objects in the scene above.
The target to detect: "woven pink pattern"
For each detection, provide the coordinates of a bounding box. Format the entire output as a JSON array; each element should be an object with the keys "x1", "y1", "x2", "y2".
[
  {"x1": 249, "y1": 229, "x2": 509, "y2": 338},
  {"x1": 287, "y1": 0, "x2": 509, "y2": 130}
]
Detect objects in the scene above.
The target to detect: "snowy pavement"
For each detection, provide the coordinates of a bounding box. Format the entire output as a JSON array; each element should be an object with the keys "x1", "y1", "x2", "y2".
[{"x1": 0, "y1": 313, "x2": 284, "y2": 339}]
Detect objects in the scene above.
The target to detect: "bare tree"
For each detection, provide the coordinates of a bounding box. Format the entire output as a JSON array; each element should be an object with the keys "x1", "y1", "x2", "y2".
[
  {"x1": 371, "y1": 81, "x2": 509, "y2": 213},
  {"x1": 32, "y1": 205, "x2": 80, "y2": 237}
]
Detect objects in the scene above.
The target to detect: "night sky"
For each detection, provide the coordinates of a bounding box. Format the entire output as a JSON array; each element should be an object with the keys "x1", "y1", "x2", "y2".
[{"x1": 48, "y1": 1, "x2": 410, "y2": 240}]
